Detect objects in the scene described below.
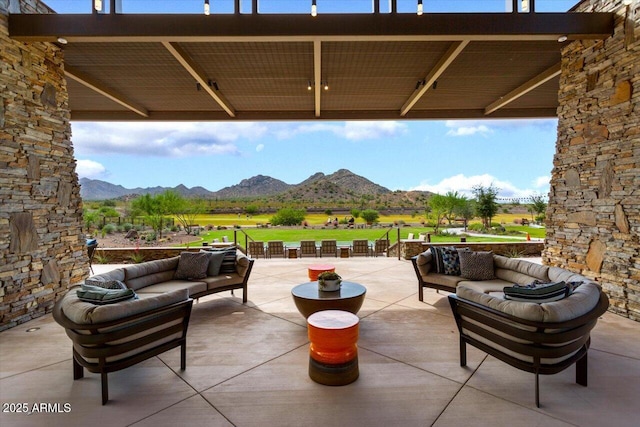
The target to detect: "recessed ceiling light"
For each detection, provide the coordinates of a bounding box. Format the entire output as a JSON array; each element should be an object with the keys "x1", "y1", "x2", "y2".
[
  {"x1": 557, "y1": 35, "x2": 568, "y2": 43},
  {"x1": 57, "y1": 37, "x2": 68, "y2": 45}
]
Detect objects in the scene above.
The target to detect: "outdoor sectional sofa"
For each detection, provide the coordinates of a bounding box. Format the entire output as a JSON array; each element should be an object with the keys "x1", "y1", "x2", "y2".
[
  {"x1": 412, "y1": 247, "x2": 609, "y2": 407},
  {"x1": 53, "y1": 249, "x2": 254, "y2": 404}
]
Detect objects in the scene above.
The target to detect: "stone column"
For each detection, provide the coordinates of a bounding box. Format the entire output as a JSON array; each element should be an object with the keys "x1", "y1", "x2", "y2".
[
  {"x1": 0, "y1": 0, "x2": 87, "y2": 330},
  {"x1": 544, "y1": 0, "x2": 639, "y2": 321}
]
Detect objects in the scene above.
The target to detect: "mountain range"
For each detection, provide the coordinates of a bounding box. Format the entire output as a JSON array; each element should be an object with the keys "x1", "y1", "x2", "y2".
[{"x1": 79, "y1": 169, "x2": 431, "y2": 206}]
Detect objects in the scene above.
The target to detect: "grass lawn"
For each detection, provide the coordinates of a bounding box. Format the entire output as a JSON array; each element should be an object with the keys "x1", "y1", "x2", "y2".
[{"x1": 172, "y1": 212, "x2": 543, "y2": 247}]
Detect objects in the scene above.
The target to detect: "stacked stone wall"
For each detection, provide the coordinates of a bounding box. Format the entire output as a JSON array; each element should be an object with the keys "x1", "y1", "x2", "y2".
[
  {"x1": 0, "y1": 0, "x2": 87, "y2": 331},
  {"x1": 544, "y1": 0, "x2": 640, "y2": 320}
]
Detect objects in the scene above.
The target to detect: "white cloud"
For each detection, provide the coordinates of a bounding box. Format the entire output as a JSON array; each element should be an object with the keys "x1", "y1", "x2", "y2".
[
  {"x1": 410, "y1": 173, "x2": 547, "y2": 202},
  {"x1": 71, "y1": 122, "x2": 268, "y2": 157},
  {"x1": 76, "y1": 159, "x2": 107, "y2": 178},
  {"x1": 274, "y1": 121, "x2": 408, "y2": 141},
  {"x1": 445, "y1": 120, "x2": 493, "y2": 137},
  {"x1": 445, "y1": 118, "x2": 557, "y2": 137},
  {"x1": 534, "y1": 175, "x2": 550, "y2": 188},
  {"x1": 256, "y1": 144, "x2": 264, "y2": 152}
]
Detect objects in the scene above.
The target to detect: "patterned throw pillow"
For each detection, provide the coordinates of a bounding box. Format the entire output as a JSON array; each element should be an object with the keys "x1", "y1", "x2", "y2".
[
  {"x1": 174, "y1": 251, "x2": 210, "y2": 280},
  {"x1": 84, "y1": 278, "x2": 128, "y2": 290},
  {"x1": 430, "y1": 246, "x2": 464, "y2": 276},
  {"x1": 458, "y1": 250, "x2": 495, "y2": 280}
]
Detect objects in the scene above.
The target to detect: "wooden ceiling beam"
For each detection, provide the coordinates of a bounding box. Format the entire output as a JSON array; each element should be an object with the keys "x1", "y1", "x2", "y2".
[
  {"x1": 484, "y1": 62, "x2": 561, "y2": 115},
  {"x1": 314, "y1": 40, "x2": 322, "y2": 118},
  {"x1": 162, "y1": 41, "x2": 236, "y2": 118},
  {"x1": 64, "y1": 65, "x2": 149, "y2": 117},
  {"x1": 400, "y1": 40, "x2": 469, "y2": 117},
  {"x1": 9, "y1": 13, "x2": 614, "y2": 42}
]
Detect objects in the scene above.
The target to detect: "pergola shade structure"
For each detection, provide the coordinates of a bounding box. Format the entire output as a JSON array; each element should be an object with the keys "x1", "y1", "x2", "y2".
[{"x1": 8, "y1": 6, "x2": 613, "y2": 121}]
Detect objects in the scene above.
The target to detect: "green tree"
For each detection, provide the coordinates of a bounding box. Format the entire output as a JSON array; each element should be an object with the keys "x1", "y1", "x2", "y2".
[
  {"x1": 270, "y1": 208, "x2": 306, "y2": 226},
  {"x1": 427, "y1": 194, "x2": 448, "y2": 233},
  {"x1": 83, "y1": 209, "x2": 99, "y2": 235},
  {"x1": 350, "y1": 208, "x2": 361, "y2": 219},
  {"x1": 472, "y1": 184, "x2": 499, "y2": 229},
  {"x1": 360, "y1": 209, "x2": 380, "y2": 225},
  {"x1": 453, "y1": 197, "x2": 475, "y2": 231},
  {"x1": 529, "y1": 194, "x2": 547, "y2": 223},
  {"x1": 442, "y1": 191, "x2": 467, "y2": 224},
  {"x1": 131, "y1": 192, "x2": 175, "y2": 239}
]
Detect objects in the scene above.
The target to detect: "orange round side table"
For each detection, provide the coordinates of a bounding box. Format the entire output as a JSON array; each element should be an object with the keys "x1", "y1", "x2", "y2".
[
  {"x1": 307, "y1": 264, "x2": 335, "y2": 281},
  {"x1": 307, "y1": 310, "x2": 359, "y2": 386}
]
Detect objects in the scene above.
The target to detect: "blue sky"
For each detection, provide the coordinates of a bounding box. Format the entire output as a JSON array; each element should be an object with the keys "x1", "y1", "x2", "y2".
[{"x1": 46, "y1": 0, "x2": 579, "y2": 200}]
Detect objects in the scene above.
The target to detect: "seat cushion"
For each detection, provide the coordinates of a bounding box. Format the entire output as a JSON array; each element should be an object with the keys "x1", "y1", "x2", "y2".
[
  {"x1": 202, "y1": 273, "x2": 244, "y2": 291},
  {"x1": 421, "y1": 273, "x2": 464, "y2": 290},
  {"x1": 135, "y1": 280, "x2": 207, "y2": 297}
]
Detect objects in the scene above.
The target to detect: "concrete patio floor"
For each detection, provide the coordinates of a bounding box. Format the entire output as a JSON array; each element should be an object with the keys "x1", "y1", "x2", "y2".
[{"x1": 1, "y1": 257, "x2": 638, "y2": 426}]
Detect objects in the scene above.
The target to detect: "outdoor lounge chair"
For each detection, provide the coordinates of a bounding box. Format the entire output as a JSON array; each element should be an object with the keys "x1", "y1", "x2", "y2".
[
  {"x1": 300, "y1": 240, "x2": 318, "y2": 257},
  {"x1": 248, "y1": 241, "x2": 266, "y2": 258},
  {"x1": 351, "y1": 239, "x2": 371, "y2": 257},
  {"x1": 448, "y1": 284, "x2": 609, "y2": 407},
  {"x1": 319, "y1": 240, "x2": 338, "y2": 257},
  {"x1": 53, "y1": 289, "x2": 193, "y2": 405},
  {"x1": 267, "y1": 240, "x2": 286, "y2": 258},
  {"x1": 373, "y1": 239, "x2": 389, "y2": 257}
]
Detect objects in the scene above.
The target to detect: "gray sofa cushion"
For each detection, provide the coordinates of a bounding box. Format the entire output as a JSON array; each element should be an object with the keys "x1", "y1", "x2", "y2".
[
  {"x1": 60, "y1": 288, "x2": 189, "y2": 324},
  {"x1": 493, "y1": 256, "x2": 549, "y2": 282},
  {"x1": 135, "y1": 280, "x2": 207, "y2": 296}
]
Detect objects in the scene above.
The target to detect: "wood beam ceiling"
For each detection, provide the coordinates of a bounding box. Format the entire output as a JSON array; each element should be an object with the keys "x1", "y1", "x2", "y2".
[
  {"x1": 161, "y1": 42, "x2": 236, "y2": 117},
  {"x1": 484, "y1": 62, "x2": 561, "y2": 115},
  {"x1": 64, "y1": 65, "x2": 149, "y2": 117},
  {"x1": 400, "y1": 40, "x2": 469, "y2": 117}
]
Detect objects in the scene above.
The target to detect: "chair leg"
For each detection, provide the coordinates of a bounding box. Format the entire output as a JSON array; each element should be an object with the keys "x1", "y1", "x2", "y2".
[
  {"x1": 73, "y1": 356, "x2": 84, "y2": 380},
  {"x1": 180, "y1": 342, "x2": 187, "y2": 371},
  {"x1": 418, "y1": 285, "x2": 424, "y2": 302},
  {"x1": 576, "y1": 353, "x2": 588, "y2": 387},
  {"x1": 535, "y1": 372, "x2": 540, "y2": 408},
  {"x1": 459, "y1": 338, "x2": 467, "y2": 367},
  {"x1": 101, "y1": 373, "x2": 109, "y2": 405}
]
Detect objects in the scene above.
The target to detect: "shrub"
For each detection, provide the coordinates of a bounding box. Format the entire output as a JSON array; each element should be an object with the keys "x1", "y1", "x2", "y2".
[
  {"x1": 270, "y1": 208, "x2": 306, "y2": 226},
  {"x1": 360, "y1": 209, "x2": 380, "y2": 224},
  {"x1": 122, "y1": 222, "x2": 133, "y2": 232},
  {"x1": 102, "y1": 223, "x2": 117, "y2": 235}
]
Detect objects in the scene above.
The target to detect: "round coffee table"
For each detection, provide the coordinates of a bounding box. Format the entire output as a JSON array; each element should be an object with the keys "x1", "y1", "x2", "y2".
[{"x1": 291, "y1": 281, "x2": 366, "y2": 318}]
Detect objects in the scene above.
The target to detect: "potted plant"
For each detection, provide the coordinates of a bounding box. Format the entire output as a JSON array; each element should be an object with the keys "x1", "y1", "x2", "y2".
[{"x1": 318, "y1": 271, "x2": 342, "y2": 292}]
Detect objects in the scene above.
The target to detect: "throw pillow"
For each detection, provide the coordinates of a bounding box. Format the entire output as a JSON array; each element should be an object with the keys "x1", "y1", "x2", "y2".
[
  {"x1": 503, "y1": 280, "x2": 576, "y2": 303},
  {"x1": 174, "y1": 251, "x2": 210, "y2": 280},
  {"x1": 84, "y1": 278, "x2": 128, "y2": 290},
  {"x1": 77, "y1": 284, "x2": 137, "y2": 305},
  {"x1": 202, "y1": 250, "x2": 225, "y2": 276},
  {"x1": 430, "y1": 246, "x2": 464, "y2": 276},
  {"x1": 209, "y1": 247, "x2": 237, "y2": 274},
  {"x1": 458, "y1": 250, "x2": 495, "y2": 280}
]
